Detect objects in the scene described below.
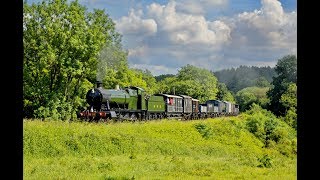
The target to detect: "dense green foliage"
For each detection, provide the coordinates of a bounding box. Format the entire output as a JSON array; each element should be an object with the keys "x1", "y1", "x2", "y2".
[
  {"x1": 216, "y1": 83, "x2": 236, "y2": 103},
  {"x1": 155, "y1": 74, "x2": 175, "y2": 82},
  {"x1": 279, "y1": 83, "x2": 297, "y2": 129},
  {"x1": 97, "y1": 44, "x2": 158, "y2": 94},
  {"x1": 236, "y1": 86, "x2": 270, "y2": 111},
  {"x1": 23, "y1": 0, "x2": 122, "y2": 119},
  {"x1": 214, "y1": 66, "x2": 275, "y2": 93},
  {"x1": 24, "y1": 113, "x2": 296, "y2": 179},
  {"x1": 157, "y1": 65, "x2": 220, "y2": 102},
  {"x1": 267, "y1": 55, "x2": 297, "y2": 117},
  {"x1": 243, "y1": 104, "x2": 296, "y2": 156}
]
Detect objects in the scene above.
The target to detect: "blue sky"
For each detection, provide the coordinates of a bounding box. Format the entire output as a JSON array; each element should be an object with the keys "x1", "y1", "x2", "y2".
[{"x1": 27, "y1": 0, "x2": 297, "y2": 76}]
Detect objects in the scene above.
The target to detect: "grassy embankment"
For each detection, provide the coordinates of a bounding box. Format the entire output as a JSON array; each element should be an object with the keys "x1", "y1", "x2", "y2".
[{"x1": 24, "y1": 114, "x2": 296, "y2": 179}]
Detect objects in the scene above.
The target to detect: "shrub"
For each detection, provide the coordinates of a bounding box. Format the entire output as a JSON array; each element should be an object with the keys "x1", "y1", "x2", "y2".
[
  {"x1": 34, "y1": 97, "x2": 76, "y2": 121},
  {"x1": 282, "y1": 107, "x2": 297, "y2": 130},
  {"x1": 194, "y1": 123, "x2": 213, "y2": 140},
  {"x1": 257, "y1": 154, "x2": 272, "y2": 168},
  {"x1": 244, "y1": 104, "x2": 296, "y2": 155}
]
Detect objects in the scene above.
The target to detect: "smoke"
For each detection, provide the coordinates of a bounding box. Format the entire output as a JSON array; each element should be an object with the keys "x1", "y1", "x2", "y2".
[{"x1": 96, "y1": 44, "x2": 128, "y2": 82}]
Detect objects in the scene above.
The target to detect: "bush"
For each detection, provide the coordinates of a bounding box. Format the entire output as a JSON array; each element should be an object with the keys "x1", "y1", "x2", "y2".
[
  {"x1": 244, "y1": 104, "x2": 296, "y2": 156},
  {"x1": 34, "y1": 97, "x2": 76, "y2": 121},
  {"x1": 282, "y1": 107, "x2": 297, "y2": 130},
  {"x1": 257, "y1": 154, "x2": 272, "y2": 168},
  {"x1": 194, "y1": 123, "x2": 213, "y2": 139}
]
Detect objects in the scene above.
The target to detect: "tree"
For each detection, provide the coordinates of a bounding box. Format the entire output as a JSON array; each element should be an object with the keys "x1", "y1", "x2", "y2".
[
  {"x1": 267, "y1": 55, "x2": 297, "y2": 116},
  {"x1": 214, "y1": 66, "x2": 276, "y2": 93},
  {"x1": 139, "y1": 69, "x2": 158, "y2": 94},
  {"x1": 216, "y1": 83, "x2": 235, "y2": 103},
  {"x1": 255, "y1": 77, "x2": 271, "y2": 87},
  {"x1": 236, "y1": 86, "x2": 270, "y2": 112},
  {"x1": 157, "y1": 76, "x2": 178, "y2": 94},
  {"x1": 280, "y1": 83, "x2": 297, "y2": 110},
  {"x1": 280, "y1": 83, "x2": 297, "y2": 129},
  {"x1": 154, "y1": 74, "x2": 175, "y2": 82},
  {"x1": 23, "y1": 0, "x2": 123, "y2": 119},
  {"x1": 157, "y1": 65, "x2": 218, "y2": 102}
]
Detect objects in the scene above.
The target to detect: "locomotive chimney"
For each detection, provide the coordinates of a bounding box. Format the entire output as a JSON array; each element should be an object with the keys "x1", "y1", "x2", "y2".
[{"x1": 96, "y1": 81, "x2": 103, "y2": 88}]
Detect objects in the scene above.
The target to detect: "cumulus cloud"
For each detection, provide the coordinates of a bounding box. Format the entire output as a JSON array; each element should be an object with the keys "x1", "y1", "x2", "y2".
[
  {"x1": 116, "y1": 9, "x2": 157, "y2": 36},
  {"x1": 224, "y1": 0, "x2": 297, "y2": 61},
  {"x1": 115, "y1": 0, "x2": 296, "y2": 76}
]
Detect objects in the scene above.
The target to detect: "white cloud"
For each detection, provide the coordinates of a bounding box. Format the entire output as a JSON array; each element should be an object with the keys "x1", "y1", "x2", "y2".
[
  {"x1": 146, "y1": 1, "x2": 231, "y2": 46},
  {"x1": 116, "y1": 9, "x2": 157, "y2": 36},
  {"x1": 229, "y1": 0, "x2": 297, "y2": 56},
  {"x1": 115, "y1": 0, "x2": 296, "y2": 76}
]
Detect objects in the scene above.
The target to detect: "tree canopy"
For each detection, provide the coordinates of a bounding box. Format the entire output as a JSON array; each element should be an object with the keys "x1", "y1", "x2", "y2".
[
  {"x1": 157, "y1": 65, "x2": 219, "y2": 102},
  {"x1": 216, "y1": 83, "x2": 235, "y2": 103},
  {"x1": 235, "y1": 86, "x2": 270, "y2": 112},
  {"x1": 214, "y1": 66, "x2": 275, "y2": 93},
  {"x1": 267, "y1": 55, "x2": 297, "y2": 116},
  {"x1": 23, "y1": 0, "x2": 122, "y2": 119}
]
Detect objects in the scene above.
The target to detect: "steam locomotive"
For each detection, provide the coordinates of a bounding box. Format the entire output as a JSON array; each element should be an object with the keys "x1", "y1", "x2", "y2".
[{"x1": 78, "y1": 81, "x2": 239, "y2": 121}]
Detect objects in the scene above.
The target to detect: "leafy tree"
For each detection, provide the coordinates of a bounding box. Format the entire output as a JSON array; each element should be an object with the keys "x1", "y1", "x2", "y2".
[
  {"x1": 177, "y1": 65, "x2": 218, "y2": 102},
  {"x1": 267, "y1": 55, "x2": 297, "y2": 116},
  {"x1": 280, "y1": 83, "x2": 297, "y2": 129},
  {"x1": 236, "y1": 86, "x2": 270, "y2": 111},
  {"x1": 139, "y1": 69, "x2": 158, "y2": 94},
  {"x1": 156, "y1": 65, "x2": 219, "y2": 102},
  {"x1": 23, "y1": 0, "x2": 122, "y2": 119},
  {"x1": 216, "y1": 83, "x2": 235, "y2": 103},
  {"x1": 157, "y1": 76, "x2": 178, "y2": 94},
  {"x1": 214, "y1": 66, "x2": 276, "y2": 93},
  {"x1": 280, "y1": 83, "x2": 297, "y2": 110},
  {"x1": 255, "y1": 77, "x2": 271, "y2": 87},
  {"x1": 155, "y1": 74, "x2": 175, "y2": 82}
]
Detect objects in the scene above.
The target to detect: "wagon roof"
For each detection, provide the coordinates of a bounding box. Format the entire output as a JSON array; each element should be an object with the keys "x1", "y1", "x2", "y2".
[
  {"x1": 156, "y1": 94, "x2": 183, "y2": 99},
  {"x1": 179, "y1": 95, "x2": 192, "y2": 99}
]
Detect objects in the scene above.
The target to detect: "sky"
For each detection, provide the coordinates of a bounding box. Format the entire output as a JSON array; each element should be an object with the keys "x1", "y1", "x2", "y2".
[{"x1": 28, "y1": 0, "x2": 297, "y2": 76}]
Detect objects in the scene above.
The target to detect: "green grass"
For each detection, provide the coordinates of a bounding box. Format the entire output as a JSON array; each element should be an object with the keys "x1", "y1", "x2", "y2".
[{"x1": 24, "y1": 116, "x2": 296, "y2": 179}]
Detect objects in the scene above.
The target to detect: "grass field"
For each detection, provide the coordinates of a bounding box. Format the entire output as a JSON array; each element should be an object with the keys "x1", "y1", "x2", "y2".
[{"x1": 24, "y1": 116, "x2": 296, "y2": 179}]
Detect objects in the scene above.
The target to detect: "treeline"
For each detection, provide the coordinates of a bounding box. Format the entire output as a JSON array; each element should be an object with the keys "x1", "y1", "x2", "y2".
[
  {"x1": 214, "y1": 66, "x2": 276, "y2": 93},
  {"x1": 23, "y1": 0, "x2": 296, "y2": 130}
]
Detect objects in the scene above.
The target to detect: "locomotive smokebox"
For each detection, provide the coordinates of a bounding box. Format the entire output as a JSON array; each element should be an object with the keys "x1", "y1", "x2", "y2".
[{"x1": 96, "y1": 80, "x2": 103, "y2": 88}]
